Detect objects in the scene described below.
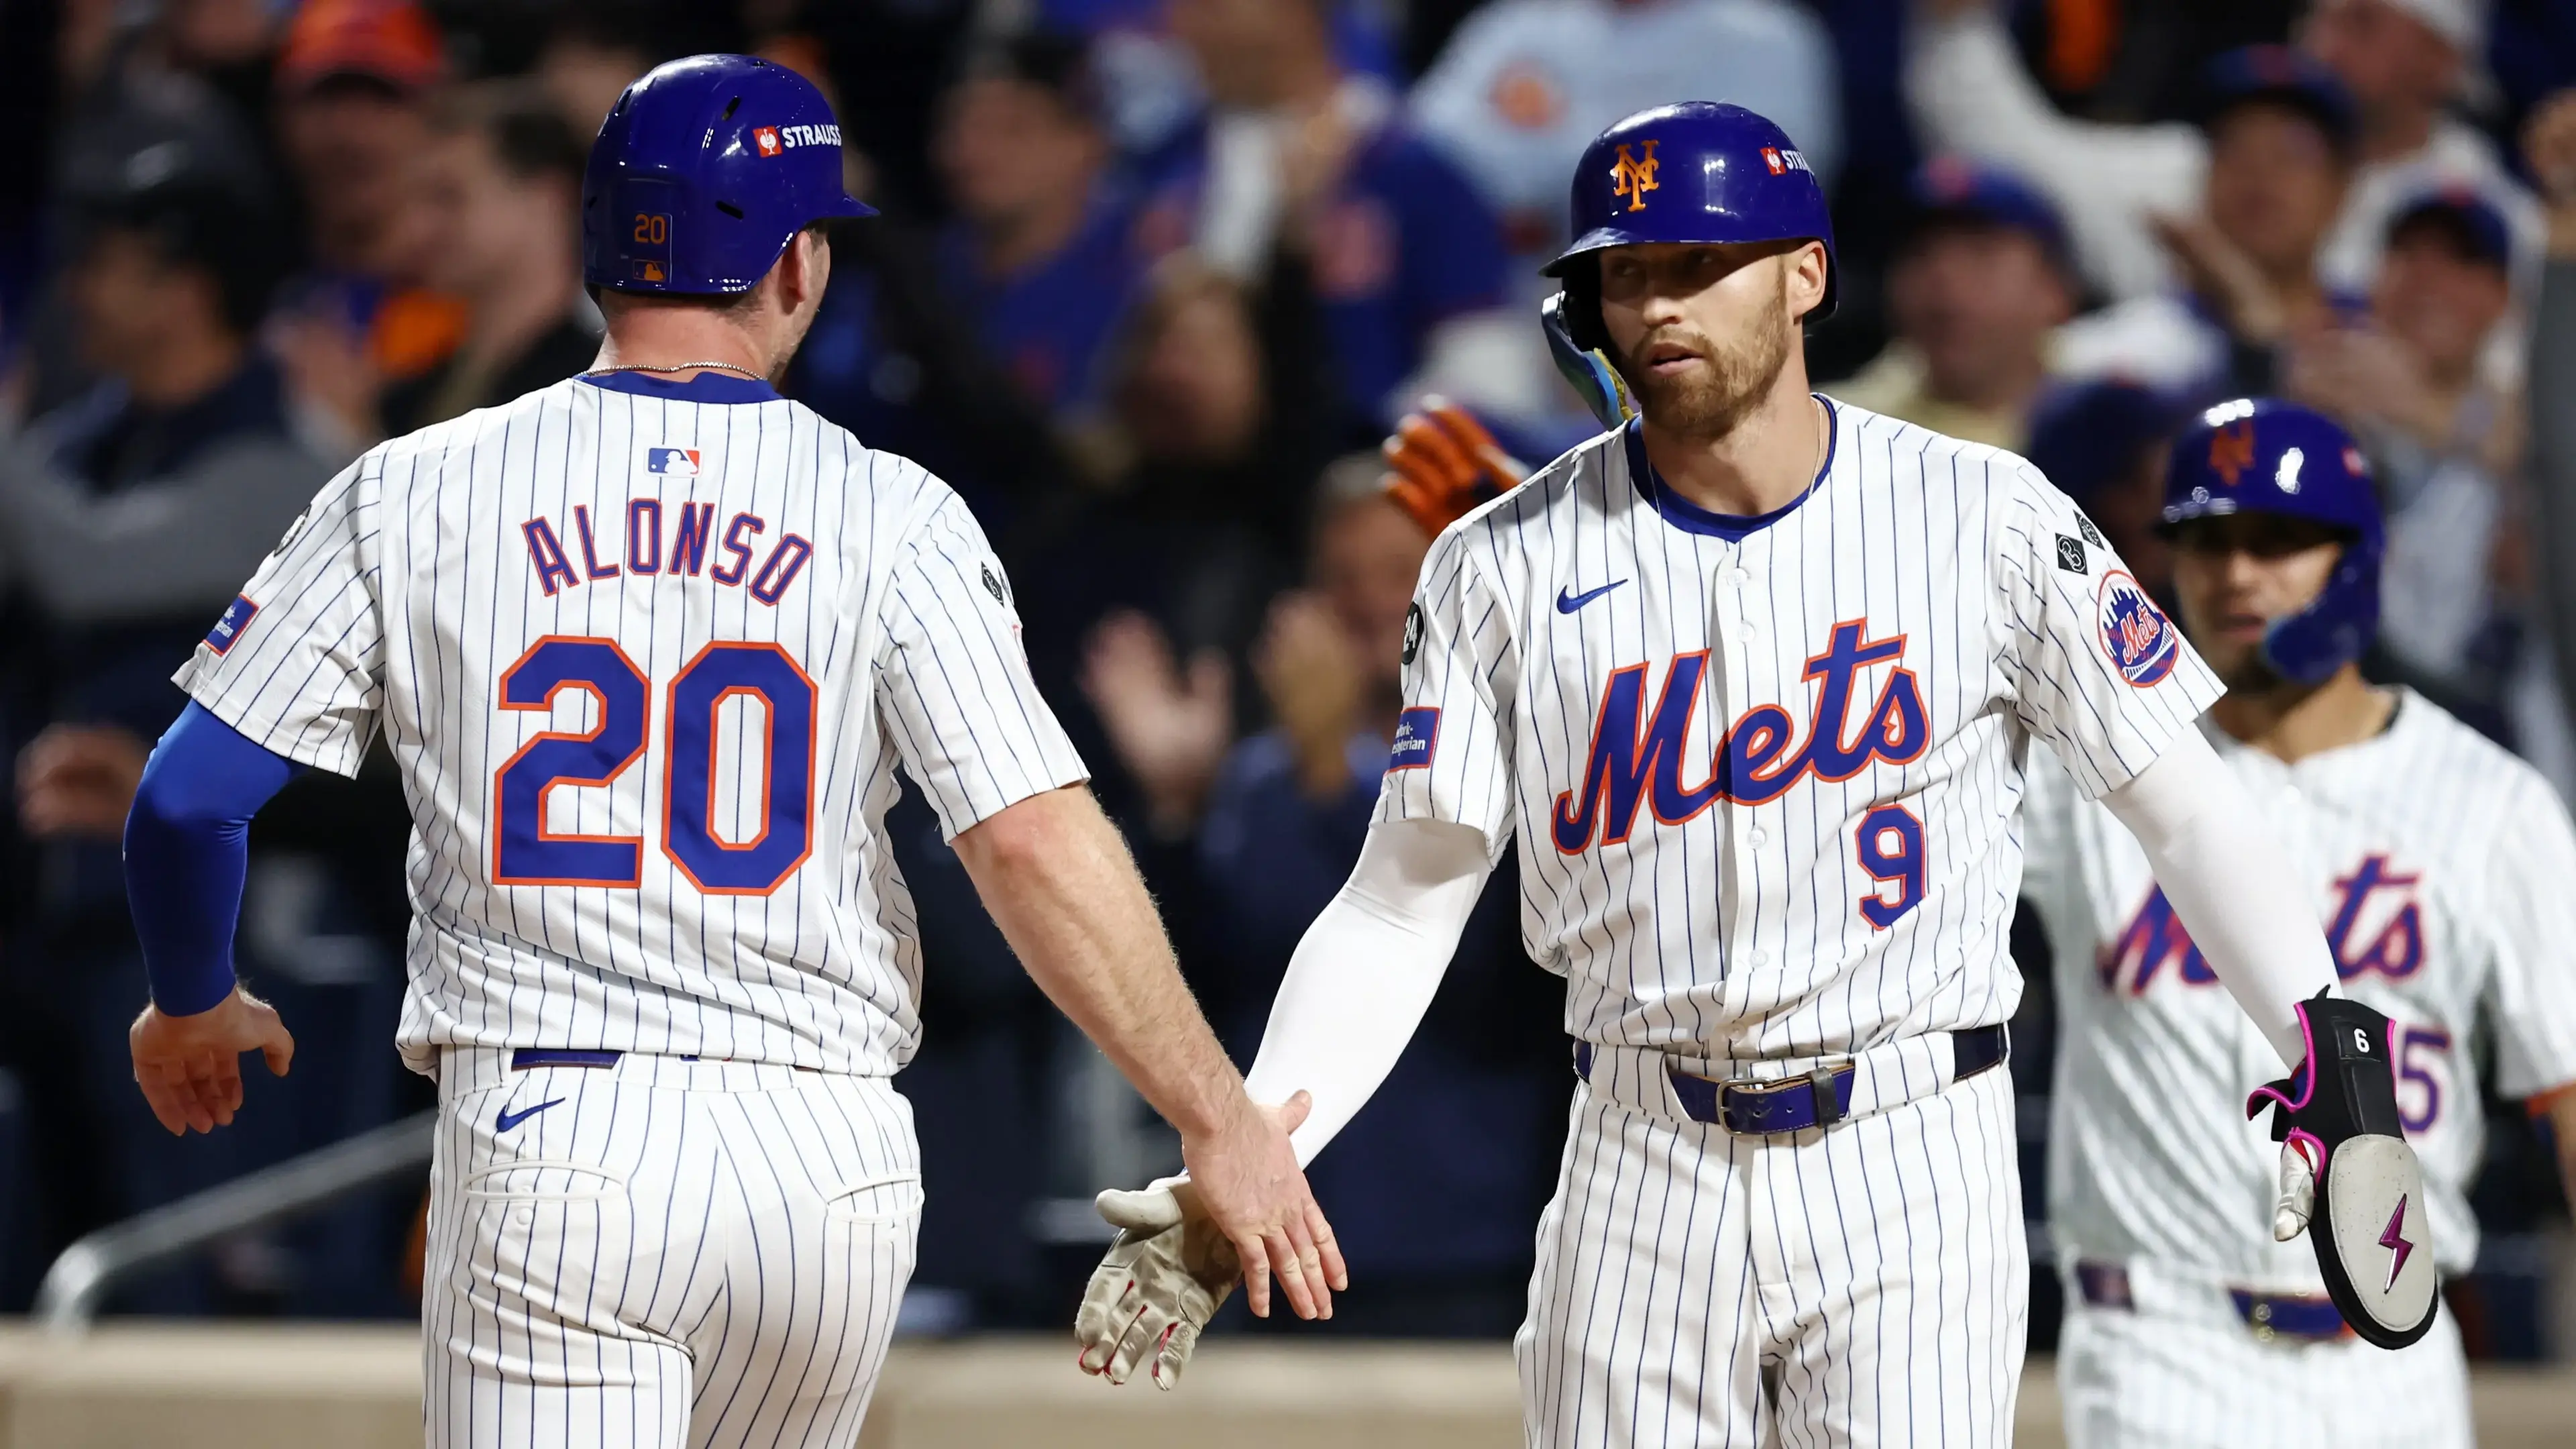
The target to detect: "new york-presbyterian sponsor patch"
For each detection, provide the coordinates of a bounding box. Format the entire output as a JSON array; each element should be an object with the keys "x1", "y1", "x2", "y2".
[{"x1": 1389, "y1": 706, "x2": 1440, "y2": 769}]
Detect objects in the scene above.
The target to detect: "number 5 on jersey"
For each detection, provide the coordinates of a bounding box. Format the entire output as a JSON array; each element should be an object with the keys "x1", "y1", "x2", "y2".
[{"x1": 493, "y1": 635, "x2": 816, "y2": 894}]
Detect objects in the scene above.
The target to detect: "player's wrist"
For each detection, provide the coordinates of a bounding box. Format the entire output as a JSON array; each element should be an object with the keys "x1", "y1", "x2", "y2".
[{"x1": 148, "y1": 970, "x2": 241, "y2": 1020}]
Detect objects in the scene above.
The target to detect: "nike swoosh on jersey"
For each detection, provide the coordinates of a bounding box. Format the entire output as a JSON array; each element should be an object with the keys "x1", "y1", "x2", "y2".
[
  {"x1": 1557, "y1": 580, "x2": 1629, "y2": 613},
  {"x1": 496, "y1": 1097, "x2": 566, "y2": 1132}
]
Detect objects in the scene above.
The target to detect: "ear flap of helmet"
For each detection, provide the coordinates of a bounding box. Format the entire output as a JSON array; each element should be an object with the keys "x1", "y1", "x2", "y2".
[
  {"x1": 1542, "y1": 289, "x2": 1634, "y2": 433},
  {"x1": 2258, "y1": 535, "x2": 2381, "y2": 685}
]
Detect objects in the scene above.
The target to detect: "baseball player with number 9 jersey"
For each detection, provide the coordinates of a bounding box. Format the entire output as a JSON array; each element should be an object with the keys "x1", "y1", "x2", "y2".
[
  {"x1": 2023, "y1": 399, "x2": 2576, "y2": 1449},
  {"x1": 1075, "y1": 103, "x2": 2434, "y2": 1444}
]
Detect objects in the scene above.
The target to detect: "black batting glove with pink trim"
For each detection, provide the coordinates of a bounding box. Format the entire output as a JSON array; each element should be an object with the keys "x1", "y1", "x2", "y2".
[{"x1": 2245, "y1": 990, "x2": 2438, "y2": 1349}]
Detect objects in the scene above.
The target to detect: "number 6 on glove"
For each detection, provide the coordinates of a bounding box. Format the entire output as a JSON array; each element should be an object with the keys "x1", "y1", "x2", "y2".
[{"x1": 2246, "y1": 991, "x2": 2439, "y2": 1349}]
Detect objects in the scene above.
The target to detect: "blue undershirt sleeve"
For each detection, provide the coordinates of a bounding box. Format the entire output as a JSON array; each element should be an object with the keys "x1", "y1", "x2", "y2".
[{"x1": 123, "y1": 702, "x2": 307, "y2": 1016}]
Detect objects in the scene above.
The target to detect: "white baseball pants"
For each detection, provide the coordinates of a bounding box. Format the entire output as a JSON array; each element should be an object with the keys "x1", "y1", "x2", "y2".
[
  {"x1": 1517, "y1": 1050, "x2": 2027, "y2": 1447},
  {"x1": 423, "y1": 1049, "x2": 919, "y2": 1448},
  {"x1": 2057, "y1": 1287, "x2": 2469, "y2": 1449}
]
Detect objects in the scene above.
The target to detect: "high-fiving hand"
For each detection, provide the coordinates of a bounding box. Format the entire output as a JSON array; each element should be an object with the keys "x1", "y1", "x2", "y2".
[
  {"x1": 1175, "y1": 1089, "x2": 1344, "y2": 1322},
  {"x1": 1074, "y1": 1178, "x2": 1240, "y2": 1389},
  {"x1": 1077, "y1": 1091, "x2": 1347, "y2": 1388}
]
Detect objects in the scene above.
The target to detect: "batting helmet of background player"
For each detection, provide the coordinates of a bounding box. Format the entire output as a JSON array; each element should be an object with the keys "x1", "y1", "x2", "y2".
[
  {"x1": 582, "y1": 54, "x2": 873, "y2": 296},
  {"x1": 1541, "y1": 101, "x2": 1838, "y2": 362},
  {"x1": 2159, "y1": 398, "x2": 2382, "y2": 686}
]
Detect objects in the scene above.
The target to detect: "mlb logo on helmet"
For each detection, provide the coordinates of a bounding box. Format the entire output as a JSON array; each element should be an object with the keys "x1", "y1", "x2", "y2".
[
  {"x1": 753, "y1": 127, "x2": 784, "y2": 157},
  {"x1": 647, "y1": 447, "x2": 702, "y2": 476},
  {"x1": 2097, "y1": 571, "x2": 2180, "y2": 686}
]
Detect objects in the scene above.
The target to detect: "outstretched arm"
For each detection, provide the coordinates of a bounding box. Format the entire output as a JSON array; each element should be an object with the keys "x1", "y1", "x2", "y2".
[
  {"x1": 1242, "y1": 816, "x2": 1494, "y2": 1164},
  {"x1": 952, "y1": 784, "x2": 1345, "y2": 1320},
  {"x1": 123, "y1": 703, "x2": 304, "y2": 1134},
  {"x1": 2100, "y1": 728, "x2": 2337, "y2": 1065}
]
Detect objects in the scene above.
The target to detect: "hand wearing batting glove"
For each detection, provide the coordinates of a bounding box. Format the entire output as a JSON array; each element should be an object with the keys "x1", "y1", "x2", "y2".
[
  {"x1": 2247, "y1": 990, "x2": 2440, "y2": 1348},
  {"x1": 1380, "y1": 398, "x2": 1527, "y2": 538},
  {"x1": 1077, "y1": 1090, "x2": 1344, "y2": 1387},
  {"x1": 1073, "y1": 1178, "x2": 1238, "y2": 1389}
]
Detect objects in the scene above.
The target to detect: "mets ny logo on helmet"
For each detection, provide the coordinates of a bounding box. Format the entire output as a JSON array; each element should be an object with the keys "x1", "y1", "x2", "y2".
[{"x1": 1611, "y1": 141, "x2": 1660, "y2": 212}]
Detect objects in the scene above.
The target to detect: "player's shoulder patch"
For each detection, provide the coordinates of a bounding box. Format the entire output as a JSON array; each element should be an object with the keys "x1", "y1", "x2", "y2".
[
  {"x1": 1388, "y1": 706, "x2": 1440, "y2": 770},
  {"x1": 2094, "y1": 570, "x2": 2180, "y2": 686},
  {"x1": 203, "y1": 594, "x2": 259, "y2": 656}
]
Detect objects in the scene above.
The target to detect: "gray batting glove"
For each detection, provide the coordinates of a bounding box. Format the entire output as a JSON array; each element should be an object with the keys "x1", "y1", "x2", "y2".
[{"x1": 1073, "y1": 1179, "x2": 1238, "y2": 1389}]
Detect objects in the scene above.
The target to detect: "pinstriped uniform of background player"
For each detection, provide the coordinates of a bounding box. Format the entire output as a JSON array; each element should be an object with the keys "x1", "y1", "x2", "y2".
[
  {"x1": 1382, "y1": 103, "x2": 2256, "y2": 1446},
  {"x1": 2019, "y1": 400, "x2": 2576, "y2": 1449},
  {"x1": 164, "y1": 59, "x2": 1098, "y2": 1447}
]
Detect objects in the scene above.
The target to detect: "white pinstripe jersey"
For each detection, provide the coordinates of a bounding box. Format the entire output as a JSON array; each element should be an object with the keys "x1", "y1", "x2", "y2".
[
  {"x1": 174, "y1": 372, "x2": 1086, "y2": 1076},
  {"x1": 2025, "y1": 694, "x2": 2576, "y2": 1281},
  {"x1": 1380, "y1": 400, "x2": 2223, "y2": 1063}
]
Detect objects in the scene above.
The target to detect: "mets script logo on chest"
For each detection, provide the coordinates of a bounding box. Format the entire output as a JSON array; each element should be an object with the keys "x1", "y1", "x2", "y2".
[
  {"x1": 2102, "y1": 852, "x2": 2425, "y2": 994},
  {"x1": 1611, "y1": 140, "x2": 1659, "y2": 213},
  {"x1": 1552, "y1": 619, "x2": 1929, "y2": 853}
]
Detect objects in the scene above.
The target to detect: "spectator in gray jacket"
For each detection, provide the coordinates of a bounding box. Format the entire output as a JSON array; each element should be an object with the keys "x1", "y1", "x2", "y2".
[{"x1": 0, "y1": 115, "x2": 371, "y2": 1312}]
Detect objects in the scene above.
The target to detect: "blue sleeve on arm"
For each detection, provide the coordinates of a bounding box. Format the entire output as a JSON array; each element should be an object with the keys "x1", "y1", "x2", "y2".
[{"x1": 123, "y1": 703, "x2": 306, "y2": 1016}]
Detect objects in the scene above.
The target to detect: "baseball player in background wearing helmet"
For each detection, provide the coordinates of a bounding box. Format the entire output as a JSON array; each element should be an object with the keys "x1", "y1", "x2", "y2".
[
  {"x1": 1077, "y1": 101, "x2": 2437, "y2": 1444},
  {"x1": 119, "y1": 55, "x2": 1341, "y2": 1446},
  {"x1": 2024, "y1": 399, "x2": 2576, "y2": 1449}
]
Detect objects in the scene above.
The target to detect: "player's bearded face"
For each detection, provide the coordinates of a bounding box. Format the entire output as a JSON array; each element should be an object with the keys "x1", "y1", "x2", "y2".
[
  {"x1": 2169, "y1": 514, "x2": 2347, "y2": 690},
  {"x1": 1601, "y1": 248, "x2": 1798, "y2": 441}
]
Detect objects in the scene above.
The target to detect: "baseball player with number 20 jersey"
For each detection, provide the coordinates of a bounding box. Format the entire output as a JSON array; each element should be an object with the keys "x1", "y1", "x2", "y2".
[
  {"x1": 2023, "y1": 400, "x2": 2576, "y2": 1449},
  {"x1": 1077, "y1": 103, "x2": 2438, "y2": 1442},
  {"x1": 120, "y1": 56, "x2": 1341, "y2": 1448}
]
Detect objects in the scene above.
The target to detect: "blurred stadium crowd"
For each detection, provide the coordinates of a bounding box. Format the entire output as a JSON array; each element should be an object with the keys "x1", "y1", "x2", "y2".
[{"x1": 1, "y1": 0, "x2": 2574, "y2": 1356}]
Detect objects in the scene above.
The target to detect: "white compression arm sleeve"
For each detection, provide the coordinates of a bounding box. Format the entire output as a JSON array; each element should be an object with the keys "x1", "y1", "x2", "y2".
[
  {"x1": 1241, "y1": 818, "x2": 1494, "y2": 1167},
  {"x1": 2100, "y1": 728, "x2": 2337, "y2": 1067}
]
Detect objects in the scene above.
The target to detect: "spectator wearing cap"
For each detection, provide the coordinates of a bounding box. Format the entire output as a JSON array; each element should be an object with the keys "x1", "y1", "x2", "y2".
[
  {"x1": 930, "y1": 36, "x2": 1146, "y2": 425},
  {"x1": 1829, "y1": 158, "x2": 2075, "y2": 449},
  {"x1": 266, "y1": 0, "x2": 464, "y2": 399},
  {"x1": 1409, "y1": 0, "x2": 1840, "y2": 259},
  {"x1": 1134, "y1": 0, "x2": 1545, "y2": 429},
  {"x1": 2302, "y1": 185, "x2": 2559, "y2": 765},
  {"x1": 372, "y1": 83, "x2": 601, "y2": 439},
  {"x1": 1909, "y1": 0, "x2": 2542, "y2": 322},
  {"x1": 2050, "y1": 48, "x2": 2362, "y2": 401}
]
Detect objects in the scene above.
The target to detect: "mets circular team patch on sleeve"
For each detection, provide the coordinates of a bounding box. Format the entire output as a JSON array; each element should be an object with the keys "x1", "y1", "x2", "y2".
[{"x1": 2096, "y1": 570, "x2": 2179, "y2": 686}]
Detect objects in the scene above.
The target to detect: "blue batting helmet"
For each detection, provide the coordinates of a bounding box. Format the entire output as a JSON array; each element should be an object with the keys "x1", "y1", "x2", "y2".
[
  {"x1": 1542, "y1": 101, "x2": 1837, "y2": 351},
  {"x1": 582, "y1": 54, "x2": 874, "y2": 296},
  {"x1": 2160, "y1": 398, "x2": 2382, "y2": 684}
]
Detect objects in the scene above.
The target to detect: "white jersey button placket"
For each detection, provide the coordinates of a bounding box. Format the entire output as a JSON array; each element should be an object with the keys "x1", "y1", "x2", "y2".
[{"x1": 1713, "y1": 540, "x2": 1764, "y2": 983}]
